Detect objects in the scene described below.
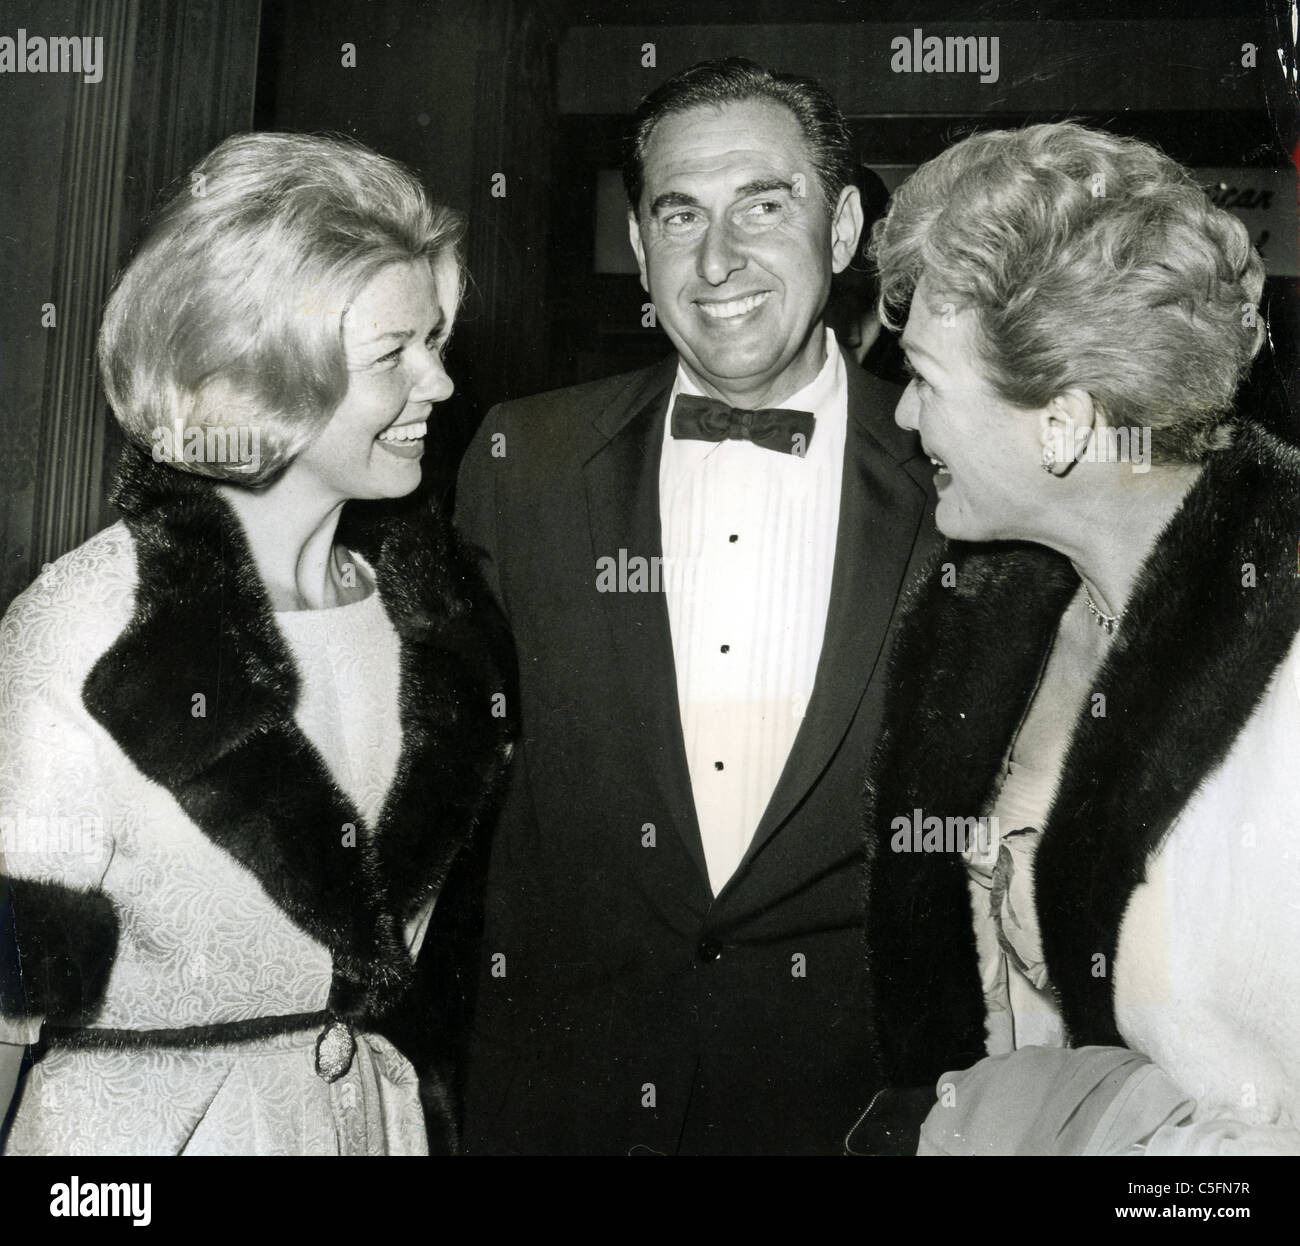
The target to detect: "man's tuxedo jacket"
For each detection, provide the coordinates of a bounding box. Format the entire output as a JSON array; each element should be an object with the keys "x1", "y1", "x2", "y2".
[{"x1": 450, "y1": 349, "x2": 984, "y2": 1155}]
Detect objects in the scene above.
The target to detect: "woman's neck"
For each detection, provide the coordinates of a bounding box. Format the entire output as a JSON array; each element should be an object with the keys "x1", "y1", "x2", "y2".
[
  {"x1": 216, "y1": 476, "x2": 362, "y2": 612},
  {"x1": 1052, "y1": 461, "x2": 1204, "y2": 621}
]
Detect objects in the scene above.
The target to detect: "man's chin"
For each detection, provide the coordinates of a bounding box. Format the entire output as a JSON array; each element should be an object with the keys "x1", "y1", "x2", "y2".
[{"x1": 676, "y1": 344, "x2": 822, "y2": 408}]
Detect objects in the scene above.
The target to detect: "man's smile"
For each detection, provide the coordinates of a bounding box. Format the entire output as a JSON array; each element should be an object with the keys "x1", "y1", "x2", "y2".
[{"x1": 694, "y1": 291, "x2": 772, "y2": 321}]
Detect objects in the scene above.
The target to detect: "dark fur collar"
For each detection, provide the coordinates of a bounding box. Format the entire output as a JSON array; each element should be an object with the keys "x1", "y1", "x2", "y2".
[
  {"x1": 82, "y1": 447, "x2": 514, "y2": 1029},
  {"x1": 867, "y1": 420, "x2": 1300, "y2": 1050}
]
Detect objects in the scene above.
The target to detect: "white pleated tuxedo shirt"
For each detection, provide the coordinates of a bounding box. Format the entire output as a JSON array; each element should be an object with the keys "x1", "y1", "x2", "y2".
[{"x1": 659, "y1": 329, "x2": 848, "y2": 894}]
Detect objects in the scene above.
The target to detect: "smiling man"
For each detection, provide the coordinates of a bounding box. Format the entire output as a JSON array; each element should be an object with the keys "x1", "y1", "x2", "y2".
[
  {"x1": 629, "y1": 94, "x2": 856, "y2": 409},
  {"x1": 452, "y1": 57, "x2": 984, "y2": 1155}
]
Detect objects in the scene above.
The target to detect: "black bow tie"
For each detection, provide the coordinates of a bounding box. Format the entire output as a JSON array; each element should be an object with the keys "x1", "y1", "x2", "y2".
[{"x1": 670, "y1": 393, "x2": 815, "y2": 456}]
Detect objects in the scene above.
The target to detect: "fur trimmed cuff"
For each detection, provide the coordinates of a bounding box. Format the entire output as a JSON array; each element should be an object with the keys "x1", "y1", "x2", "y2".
[{"x1": 0, "y1": 876, "x2": 118, "y2": 1023}]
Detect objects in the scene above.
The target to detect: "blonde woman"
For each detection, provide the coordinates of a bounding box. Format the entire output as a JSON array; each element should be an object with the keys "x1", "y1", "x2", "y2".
[{"x1": 0, "y1": 133, "x2": 512, "y2": 1155}]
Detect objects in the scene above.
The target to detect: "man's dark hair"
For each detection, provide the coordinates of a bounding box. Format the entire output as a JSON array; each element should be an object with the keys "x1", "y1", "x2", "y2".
[{"x1": 622, "y1": 57, "x2": 855, "y2": 216}]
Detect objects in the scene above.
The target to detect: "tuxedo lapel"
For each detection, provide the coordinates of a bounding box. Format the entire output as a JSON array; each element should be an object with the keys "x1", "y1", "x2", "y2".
[
  {"x1": 582, "y1": 359, "x2": 710, "y2": 890},
  {"x1": 732, "y1": 357, "x2": 929, "y2": 879}
]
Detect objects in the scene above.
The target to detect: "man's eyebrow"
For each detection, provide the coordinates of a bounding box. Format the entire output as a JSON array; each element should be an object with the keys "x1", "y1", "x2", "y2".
[
  {"x1": 734, "y1": 177, "x2": 795, "y2": 199},
  {"x1": 648, "y1": 190, "x2": 702, "y2": 215},
  {"x1": 645, "y1": 178, "x2": 800, "y2": 218}
]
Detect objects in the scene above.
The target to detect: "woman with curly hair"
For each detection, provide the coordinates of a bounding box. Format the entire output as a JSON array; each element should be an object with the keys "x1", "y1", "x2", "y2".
[{"x1": 859, "y1": 121, "x2": 1299, "y2": 1156}]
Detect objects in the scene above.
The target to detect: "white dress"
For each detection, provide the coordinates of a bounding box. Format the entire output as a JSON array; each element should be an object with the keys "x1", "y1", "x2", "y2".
[
  {"x1": 964, "y1": 633, "x2": 1300, "y2": 1155},
  {"x1": 0, "y1": 525, "x2": 429, "y2": 1155}
]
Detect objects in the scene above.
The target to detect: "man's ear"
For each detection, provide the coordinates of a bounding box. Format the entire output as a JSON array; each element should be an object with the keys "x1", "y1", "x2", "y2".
[
  {"x1": 628, "y1": 209, "x2": 650, "y2": 294},
  {"x1": 830, "y1": 184, "x2": 864, "y2": 276}
]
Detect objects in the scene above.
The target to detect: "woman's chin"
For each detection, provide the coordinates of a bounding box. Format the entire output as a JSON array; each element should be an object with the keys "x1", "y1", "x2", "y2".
[
  {"x1": 338, "y1": 457, "x2": 424, "y2": 502},
  {"x1": 375, "y1": 470, "x2": 424, "y2": 501},
  {"x1": 934, "y1": 493, "x2": 994, "y2": 543},
  {"x1": 377, "y1": 444, "x2": 426, "y2": 484}
]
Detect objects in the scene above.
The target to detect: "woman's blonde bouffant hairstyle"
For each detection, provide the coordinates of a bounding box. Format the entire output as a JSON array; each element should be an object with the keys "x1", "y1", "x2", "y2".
[
  {"x1": 99, "y1": 131, "x2": 465, "y2": 484},
  {"x1": 871, "y1": 122, "x2": 1265, "y2": 463}
]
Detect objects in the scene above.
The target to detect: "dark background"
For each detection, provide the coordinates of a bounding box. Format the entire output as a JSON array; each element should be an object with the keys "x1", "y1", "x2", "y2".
[{"x1": 2, "y1": 0, "x2": 1297, "y2": 612}]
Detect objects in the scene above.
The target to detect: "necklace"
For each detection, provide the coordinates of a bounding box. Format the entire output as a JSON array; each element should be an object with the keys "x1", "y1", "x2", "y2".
[{"x1": 1083, "y1": 584, "x2": 1123, "y2": 635}]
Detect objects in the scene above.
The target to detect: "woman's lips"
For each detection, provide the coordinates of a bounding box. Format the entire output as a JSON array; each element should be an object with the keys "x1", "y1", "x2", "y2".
[
  {"x1": 377, "y1": 419, "x2": 428, "y2": 443},
  {"x1": 376, "y1": 419, "x2": 427, "y2": 459},
  {"x1": 927, "y1": 452, "x2": 951, "y2": 476}
]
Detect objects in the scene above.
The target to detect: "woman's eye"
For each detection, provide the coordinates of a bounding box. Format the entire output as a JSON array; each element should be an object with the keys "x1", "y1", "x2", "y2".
[
  {"x1": 374, "y1": 346, "x2": 403, "y2": 366},
  {"x1": 902, "y1": 360, "x2": 929, "y2": 390}
]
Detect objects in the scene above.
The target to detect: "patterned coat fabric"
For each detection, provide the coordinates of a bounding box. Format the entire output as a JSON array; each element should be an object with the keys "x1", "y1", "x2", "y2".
[{"x1": 0, "y1": 449, "x2": 513, "y2": 1155}]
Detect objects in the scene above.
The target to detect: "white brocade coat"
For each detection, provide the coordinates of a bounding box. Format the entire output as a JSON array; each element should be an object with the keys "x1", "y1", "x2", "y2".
[{"x1": 0, "y1": 450, "x2": 512, "y2": 1155}]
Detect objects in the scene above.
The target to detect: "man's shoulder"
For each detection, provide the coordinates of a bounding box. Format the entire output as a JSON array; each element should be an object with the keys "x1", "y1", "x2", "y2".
[
  {"x1": 844, "y1": 359, "x2": 920, "y2": 468},
  {"x1": 457, "y1": 356, "x2": 676, "y2": 502},
  {"x1": 489, "y1": 357, "x2": 676, "y2": 430}
]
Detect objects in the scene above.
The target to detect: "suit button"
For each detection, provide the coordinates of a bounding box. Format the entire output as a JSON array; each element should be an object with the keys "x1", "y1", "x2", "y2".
[{"x1": 697, "y1": 938, "x2": 722, "y2": 963}]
